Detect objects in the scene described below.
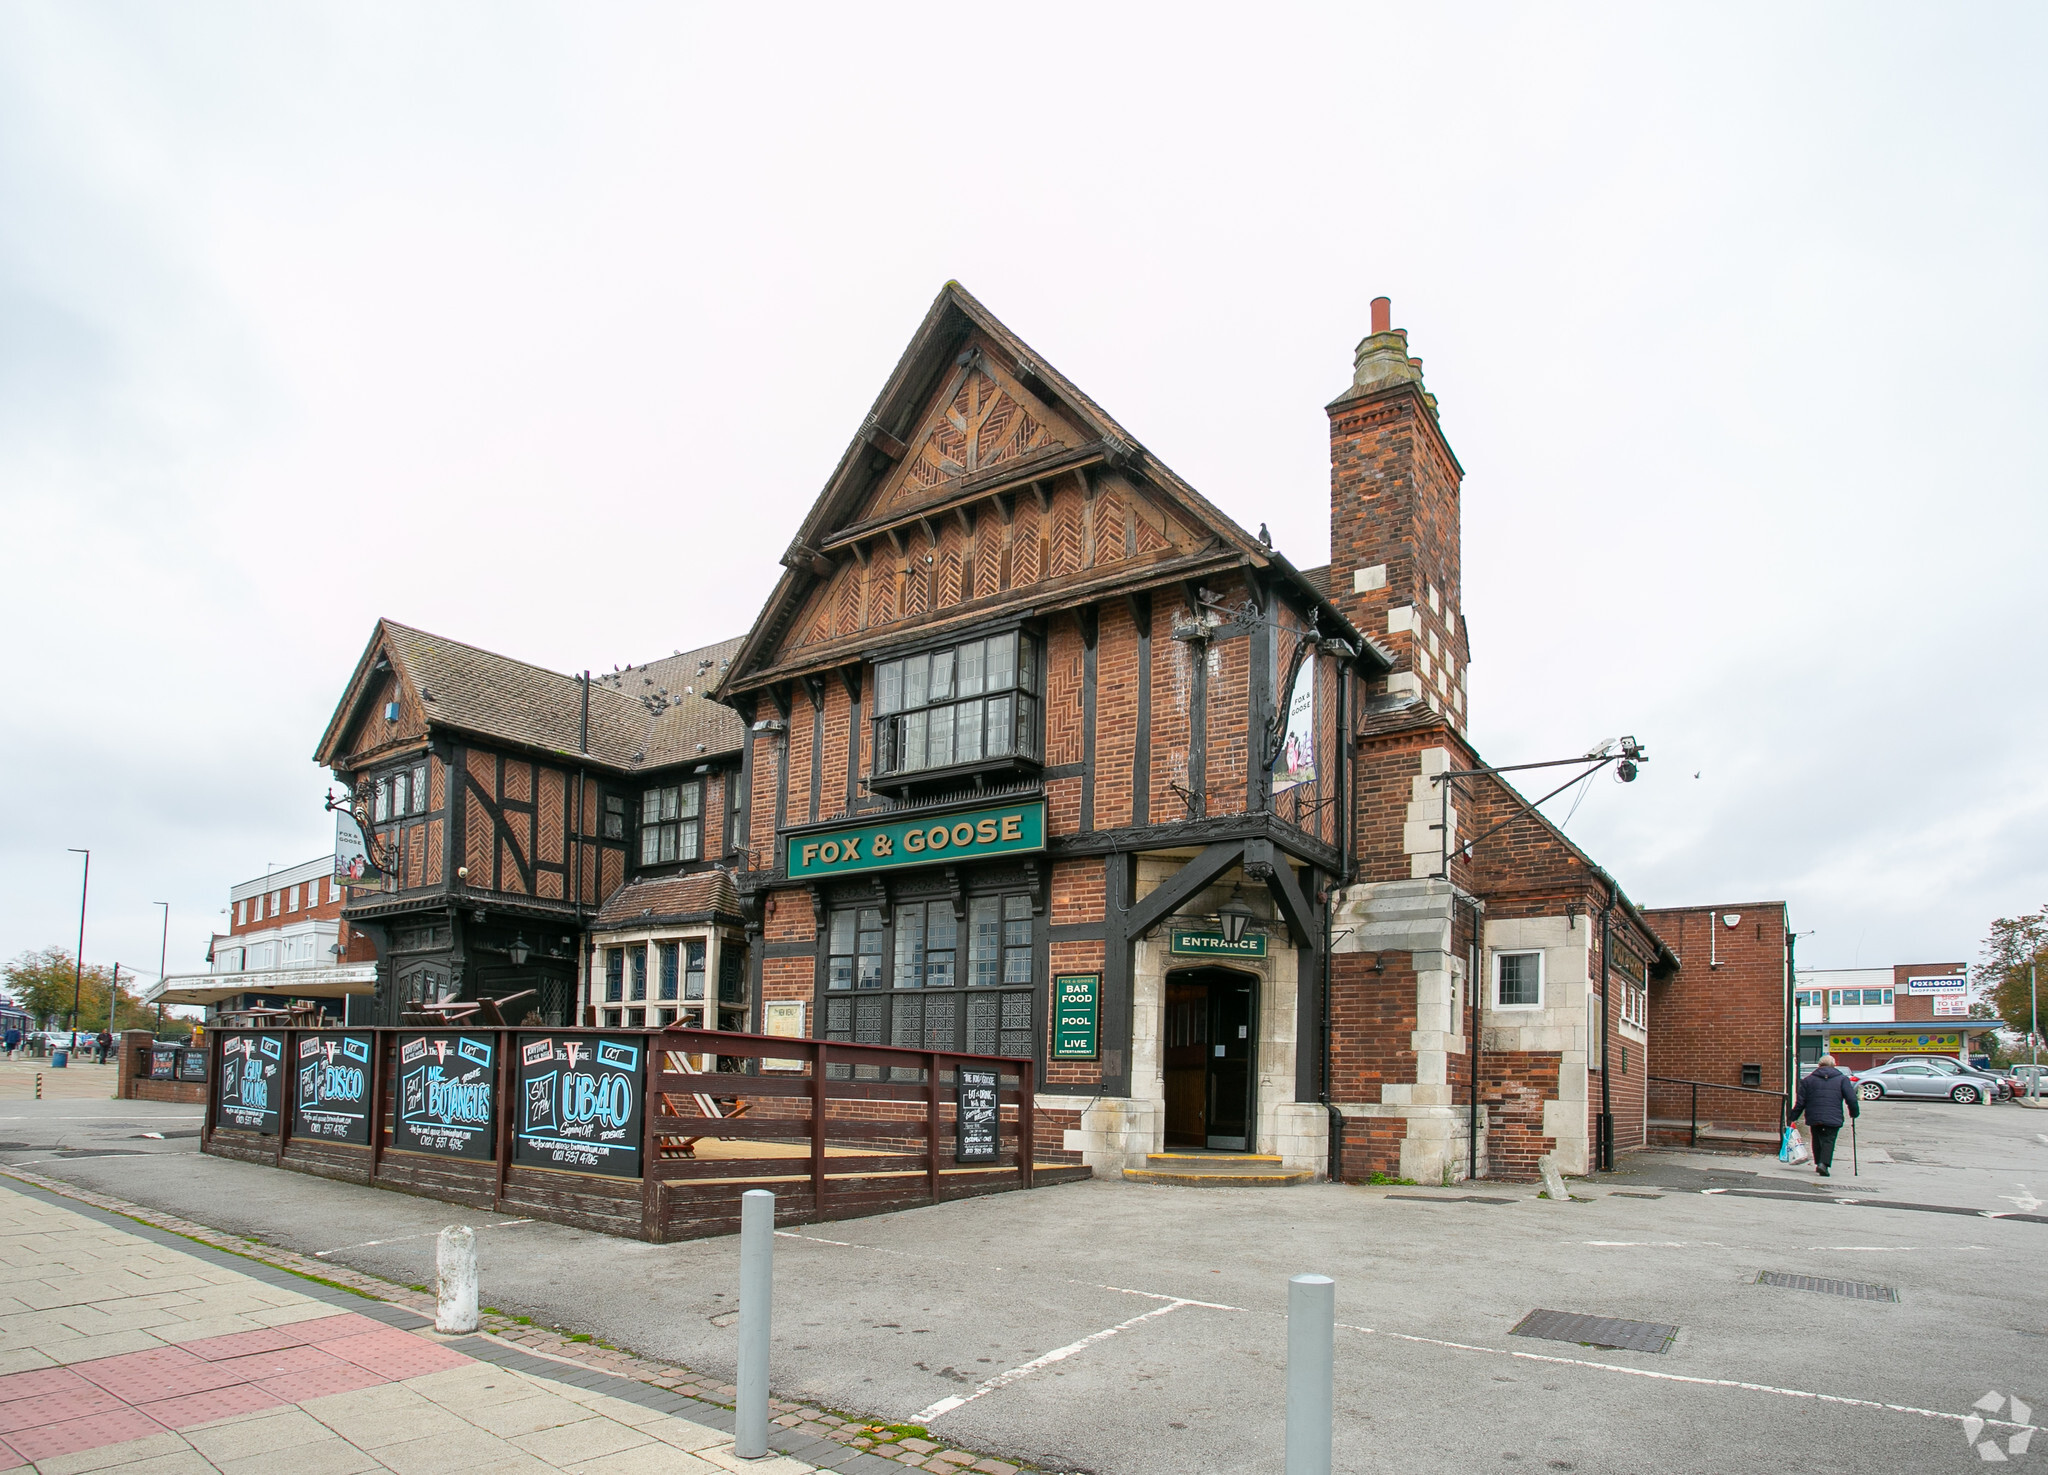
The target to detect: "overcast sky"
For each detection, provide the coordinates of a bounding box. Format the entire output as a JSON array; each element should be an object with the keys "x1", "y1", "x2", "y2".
[{"x1": 3, "y1": 3, "x2": 2043, "y2": 990}]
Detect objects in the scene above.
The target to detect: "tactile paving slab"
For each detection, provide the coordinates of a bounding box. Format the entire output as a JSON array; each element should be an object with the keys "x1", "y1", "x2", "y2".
[
  {"x1": 1755, "y1": 1270, "x2": 1899, "y2": 1301},
  {"x1": 1510, "y1": 1308, "x2": 1679, "y2": 1353}
]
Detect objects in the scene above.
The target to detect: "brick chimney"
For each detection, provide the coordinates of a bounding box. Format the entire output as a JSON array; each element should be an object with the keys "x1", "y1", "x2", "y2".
[{"x1": 1328, "y1": 296, "x2": 1468, "y2": 733}]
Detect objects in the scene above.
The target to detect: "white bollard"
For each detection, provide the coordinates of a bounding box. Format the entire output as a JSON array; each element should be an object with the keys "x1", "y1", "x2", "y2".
[
  {"x1": 434, "y1": 1225, "x2": 479, "y2": 1334},
  {"x1": 735, "y1": 1189, "x2": 775, "y2": 1459},
  {"x1": 1285, "y1": 1273, "x2": 1335, "y2": 1475},
  {"x1": 1538, "y1": 1154, "x2": 1571, "y2": 1202}
]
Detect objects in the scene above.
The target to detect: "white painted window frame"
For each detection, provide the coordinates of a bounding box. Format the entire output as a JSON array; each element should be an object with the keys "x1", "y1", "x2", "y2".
[{"x1": 1493, "y1": 949, "x2": 1544, "y2": 1011}]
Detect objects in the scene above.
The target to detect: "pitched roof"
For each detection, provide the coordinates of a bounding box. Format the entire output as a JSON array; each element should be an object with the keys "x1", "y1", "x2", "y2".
[
  {"x1": 320, "y1": 621, "x2": 745, "y2": 773},
  {"x1": 720, "y1": 281, "x2": 1324, "y2": 696},
  {"x1": 1296, "y1": 564, "x2": 1332, "y2": 598},
  {"x1": 592, "y1": 636, "x2": 749, "y2": 769},
  {"x1": 591, "y1": 869, "x2": 743, "y2": 929}
]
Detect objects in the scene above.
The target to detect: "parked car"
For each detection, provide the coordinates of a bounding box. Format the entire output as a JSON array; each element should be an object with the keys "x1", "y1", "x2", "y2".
[
  {"x1": 1856, "y1": 1061, "x2": 1994, "y2": 1103},
  {"x1": 1799, "y1": 1062, "x2": 1860, "y2": 1085},
  {"x1": 2006, "y1": 1063, "x2": 2047, "y2": 1097},
  {"x1": 1885, "y1": 1054, "x2": 2011, "y2": 1100}
]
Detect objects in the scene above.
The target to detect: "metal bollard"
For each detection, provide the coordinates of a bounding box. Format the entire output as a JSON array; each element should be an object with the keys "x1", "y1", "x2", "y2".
[
  {"x1": 434, "y1": 1226, "x2": 479, "y2": 1334},
  {"x1": 1285, "y1": 1273, "x2": 1335, "y2": 1475},
  {"x1": 735, "y1": 1188, "x2": 775, "y2": 1459}
]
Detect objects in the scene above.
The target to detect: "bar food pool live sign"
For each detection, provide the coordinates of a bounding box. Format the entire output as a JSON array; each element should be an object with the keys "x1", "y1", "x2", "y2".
[
  {"x1": 789, "y1": 800, "x2": 1044, "y2": 880},
  {"x1": 1052, "y1": 974, "x2": 1099, "y2": 1060}
]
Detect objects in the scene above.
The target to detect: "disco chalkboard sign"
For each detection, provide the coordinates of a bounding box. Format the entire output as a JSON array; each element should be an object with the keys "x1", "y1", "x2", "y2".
[
  {"x1": 955, "y1": 1066, "x2": 999, "y2": 1163},
  {"x1": 513, "y1": 1034, "x2": 646, "y2": 1177},
  {"x1": 217, "y1": 1033, "x2": 282, "y2": 1135},
  {"x1": 394, "y1": 1033, "x2": 497, "y2": 1160},
  {"x1": 293, "y1": 1032, "x2": 374, "y2": 1146}
]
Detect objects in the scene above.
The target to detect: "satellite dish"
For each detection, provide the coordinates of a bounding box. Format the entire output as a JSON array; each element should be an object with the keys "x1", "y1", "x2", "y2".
[{"x1": 1722, "y1": 913, "x2": 1741, "y2": 927}]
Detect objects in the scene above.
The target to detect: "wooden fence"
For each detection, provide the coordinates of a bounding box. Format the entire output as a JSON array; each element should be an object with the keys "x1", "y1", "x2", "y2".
[{"x1": 200, "y1": 1025, "x2": 1084, "y2": 1241}]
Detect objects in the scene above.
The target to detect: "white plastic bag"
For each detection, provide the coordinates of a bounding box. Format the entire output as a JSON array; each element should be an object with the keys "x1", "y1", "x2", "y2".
[{"x1": 1780, "y1": 1126, "x2": 1810, "y2": 1165}]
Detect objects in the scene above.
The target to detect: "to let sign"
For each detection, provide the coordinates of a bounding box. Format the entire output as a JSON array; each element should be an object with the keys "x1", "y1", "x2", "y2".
[
  {"x1": 956, "y1": 1066, "x2": 999, "y2": 1162},
  {"x1": 1052, "y1": 974, "x2": 1100, "y2": 1060},
  {"x1": 1170, "y1": 930, "x2": 1267, "y2": 959},
  {"x1": 788, "y1": 800, "x2": 1044, "y2": 880}
]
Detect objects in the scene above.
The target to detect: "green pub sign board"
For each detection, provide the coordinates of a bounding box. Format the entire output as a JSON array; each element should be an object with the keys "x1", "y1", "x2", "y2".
[
  {"x1": 1170, "y1": 930, "x2": 1268, "y2": 959},
  {"x1": 1052, "y1": 974, "x2": 1100, "y2": 1060},
  {"x1": 788, "y1": 799, "x2": 1046, "y2": 880}
]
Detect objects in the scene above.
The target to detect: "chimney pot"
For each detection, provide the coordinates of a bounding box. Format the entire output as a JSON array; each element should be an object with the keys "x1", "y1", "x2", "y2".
[{"x1": 1370, "y1": 297, "x2": 1391, "y2": 334}]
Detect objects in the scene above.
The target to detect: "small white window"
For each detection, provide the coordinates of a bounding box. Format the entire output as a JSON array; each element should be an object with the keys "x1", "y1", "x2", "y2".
[
  {"x1": 236, "y1": 900, "x2": 246, "y2": 925},
  {"x1": 1494, "y1": 951, "x2": 1543, "y2": 1009},
  {"x1": 288, "y1": 885, "x2": 300, "y2": 912}
]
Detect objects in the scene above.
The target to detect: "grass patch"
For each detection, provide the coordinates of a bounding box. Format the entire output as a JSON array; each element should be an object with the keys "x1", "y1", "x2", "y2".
[
  {"x1": 1365, "y1": 1172, "x2": 1417, "y2": 1186},
  {"x1": 567, "y1": 1333, "x2": 593, "y2": 1343}
]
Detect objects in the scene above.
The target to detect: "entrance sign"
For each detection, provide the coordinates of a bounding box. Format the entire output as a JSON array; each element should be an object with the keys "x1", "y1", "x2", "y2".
[
  {"x1": 1171, "y1": 930, "x2": 1267, "y2": 959},
  {"x1": 218, "y1": 1033, "x2": 282, "y2": 1134},
  {"x1": 788, "y1": 800, "x2": 1045, "y2": 880},
  {"x1": 514, "y1": 1035, "x2": 645, "y2": 1176},
  {"x1": 294, "y1": 1033, "x2": 374, "y2": 1145},
  {"x1": 1827, "y1": 1031, "x2": 1962, "y2": 1053},
  {"x1": 395, "y1": 1033, "x2": 497, "y2": 1159},
  {"x1": 1906, "y1": 975, "x2": 1967, "y2": 995},
  {"x1": 1052, "y1": 974, "x2": 1100, "y2": 1060},
  {"x1": 956, "y1": 1066, "x2": 999, "y2": 1162}
]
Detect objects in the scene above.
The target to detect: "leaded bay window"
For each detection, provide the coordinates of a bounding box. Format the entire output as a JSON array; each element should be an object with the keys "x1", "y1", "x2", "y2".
[
  {"x1": 604, "y1": 947, "x2": 625, "y2": 1003},
  {"x1": 685, "y1": 941, "x2": 706, "y2": 1000},
  {"x1": 658, "y1": 942, "x2": 679, "y2": 1001},
  {"x1": 823, "y1": 893, "x2": 1037, "y2": 1059},
  {"x1": 640, "y1": 783, "x2": 702, "y2": 864},
  {"x1": 873, "y1": 631, "x2": 1041, "y2": 778}
]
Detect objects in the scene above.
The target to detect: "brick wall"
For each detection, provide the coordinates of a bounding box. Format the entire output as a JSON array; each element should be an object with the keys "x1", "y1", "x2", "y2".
[
  {"x1": 1893, "y1": 962, "x2": 1967, "y2": 1023},
  {"x1": 1480, "y1": 1050, "x2": 1561, "y2": 1180},
  {"x1": 1328, "y1": 952, "x2": 1418, "y2": 1102},
  {"x1": 1643, "y1": 904, "x2": 1788, "y2": 1134}
]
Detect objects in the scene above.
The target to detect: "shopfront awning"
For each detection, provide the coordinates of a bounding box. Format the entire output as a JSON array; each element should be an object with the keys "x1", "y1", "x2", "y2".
[{"x1": 145, "y1": 965, "x2": 378, "y2": 1008}]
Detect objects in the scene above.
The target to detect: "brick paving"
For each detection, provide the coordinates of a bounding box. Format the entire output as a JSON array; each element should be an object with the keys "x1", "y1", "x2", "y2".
[
  {"x1": 0, "y1": 1166, "x2": 1040, "y2": 1474},
  {"x1": 0, "y1": 1056, "x2": 120, "y2": 1102}
]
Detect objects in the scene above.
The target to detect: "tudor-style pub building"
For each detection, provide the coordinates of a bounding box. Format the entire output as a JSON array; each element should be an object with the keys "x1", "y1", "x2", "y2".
[{"x1": 314, "y1": 283, "x2": 1697, "y2": 1183}]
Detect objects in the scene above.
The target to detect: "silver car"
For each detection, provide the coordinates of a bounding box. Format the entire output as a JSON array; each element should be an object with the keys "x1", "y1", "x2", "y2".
[{"x1": 1856, "y1": 1061, "x2": 1991, "y2": 1103}]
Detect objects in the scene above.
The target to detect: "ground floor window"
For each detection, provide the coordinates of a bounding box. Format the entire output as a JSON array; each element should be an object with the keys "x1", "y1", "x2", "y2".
[{"x1": 822, "y1": 891, "x2": 1037, "y2": 1059}]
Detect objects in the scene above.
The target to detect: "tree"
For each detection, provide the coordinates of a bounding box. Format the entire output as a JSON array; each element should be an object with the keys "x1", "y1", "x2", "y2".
[
  {"x1": 1977, "y1": 909, "x2": 2045, "y2": 1044},
  {"x1": 2, "y1": 947, "x2": 157, "y2": 1033}
]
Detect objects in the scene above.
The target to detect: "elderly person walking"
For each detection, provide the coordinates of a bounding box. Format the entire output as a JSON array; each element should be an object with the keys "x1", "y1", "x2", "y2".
[{"x1": 1790, "y1": 1054, "x2": 1860, "y2": 1177}]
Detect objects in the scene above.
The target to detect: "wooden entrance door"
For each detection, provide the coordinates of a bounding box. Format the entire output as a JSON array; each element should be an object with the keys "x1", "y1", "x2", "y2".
[{"x1": 1163, "y1": 969, "x2": 1258, "y2": 1151}]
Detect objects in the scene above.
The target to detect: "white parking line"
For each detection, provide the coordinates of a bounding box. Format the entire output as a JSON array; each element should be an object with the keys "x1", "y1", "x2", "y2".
[
  {"x1": 312, "y1": 1219, "x2": 534, "y2": 1256},
  {"x1": 913, "y1": 1299, "x2": 1195, "y2": 1424}
]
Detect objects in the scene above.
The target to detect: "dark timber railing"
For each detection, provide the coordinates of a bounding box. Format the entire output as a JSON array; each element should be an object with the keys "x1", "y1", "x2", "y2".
[{"x1": 201, "y1": 1025, "x2": 1074, "y2": 1241}]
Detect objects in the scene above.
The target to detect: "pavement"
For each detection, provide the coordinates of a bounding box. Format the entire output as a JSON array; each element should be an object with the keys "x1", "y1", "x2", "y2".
[
  {"x1": 0, "y1": 1057, "x2": 125, "y2": 1102},
  {"x1": 4, "y1": 1089, "x2": 2046, "y2": 1474},
  {"x1": 0, "y1": 1173, "x2": 869, "y2": 1475}
]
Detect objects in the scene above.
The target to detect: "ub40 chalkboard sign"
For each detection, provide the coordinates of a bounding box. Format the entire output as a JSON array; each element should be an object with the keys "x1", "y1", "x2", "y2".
[
  {"x1": 395, "y1": 1033, "x2": 497, "y2": 1160},
  {"x1": 294, "y1": 1033, "x2": 374, "y2": 1146},
  {"x1": 955, "y1": 1065, "x2": 1000, "y2": 1163},
  {"x1": 217, "y1": 1033, "x2": 282, "y2": 1134},
  {"x1": 514, "y1": 1035, "x2": 646, "y2": 1177}
]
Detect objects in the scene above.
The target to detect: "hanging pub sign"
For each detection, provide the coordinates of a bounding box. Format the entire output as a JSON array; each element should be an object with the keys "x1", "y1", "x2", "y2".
[
  {"x1": 956, "y1": 1065, "x2": 1000, "y2": 1163},
  {"x1": 294, "y1": 1033, "x2": 374, "y2": 1145},
  {"x1": 513, "y1": 1034, "x2": 646, "y2": 1177},
  {"x1": 787, "y1": 799, "x2": 1045, "y2": 881},
  {"x1": 333, "y1": 807, "x2": 390, "y2": 893},
  {"x1": 1051, "y1": 974, "x2": 1100, "y2": 1060},
  {"x1": 218, "y1": 1033, "x2": 282, "y2": 1134},
  {"x1": 1170, "y1": 930, "x2": 1267, "y2": 959},
  {"x1": 395, "y1": 1033, "x2": 497, "y2": 1159}
]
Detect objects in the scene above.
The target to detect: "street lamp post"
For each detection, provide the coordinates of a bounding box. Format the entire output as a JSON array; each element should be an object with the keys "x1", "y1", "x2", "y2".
[
  {"x1": 67, "y1": 849, "x2": 90, "y2": 1036},
  {"x1": 155, "y1": 902, "x2": 170, "y2": 1033}
]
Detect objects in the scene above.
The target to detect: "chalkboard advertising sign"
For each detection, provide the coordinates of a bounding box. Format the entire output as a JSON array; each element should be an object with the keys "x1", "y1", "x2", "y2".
[
  {"x1": 177, "y1": 1048, "x2": 209, "y2": 1082},
  {"x1": 956, "y1": 1066, "x2": 1000, "y2": 1163},
  {"x1": 513, "y1": 1035, "x2": 645, "y2": 1177},
  {"x1": 294, "y1": 1033, "x2": 375, "y2": 1146},
  {"x1": 148, "y1": 1046, "x2": 177, "y2": 1080},
  {"x1": 394, "y1": 1033, "x2": 497, "y2": 1159},
  {"x1": 217, "y1": 1033, "x2": 282, "y2": 1134}
]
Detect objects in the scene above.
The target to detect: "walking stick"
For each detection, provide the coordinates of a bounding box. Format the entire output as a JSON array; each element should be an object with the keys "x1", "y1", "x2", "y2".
[{"x1": 1851, "y1": 1113, "x2": 1859, "y2": 1176}]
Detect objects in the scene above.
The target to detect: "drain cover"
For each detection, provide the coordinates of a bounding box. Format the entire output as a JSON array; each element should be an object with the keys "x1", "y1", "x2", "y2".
[
  {"x1": 1756, "y1": 1271, "x2": 1898, "y2": 1302},
  {"x1": 1510, "y1": 1309, "x2": 1678, "y2": 1354}
]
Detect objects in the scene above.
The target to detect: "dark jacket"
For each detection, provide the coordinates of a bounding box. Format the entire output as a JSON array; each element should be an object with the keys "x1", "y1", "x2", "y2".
[{"x1": 1792, "y1": 1066, "x2": 1860, "y2": 1127}]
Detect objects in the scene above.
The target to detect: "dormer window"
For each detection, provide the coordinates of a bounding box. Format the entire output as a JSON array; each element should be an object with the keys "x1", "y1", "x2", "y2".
[{"x1": 873, "y1": 630, "x2": 1041, "y2": 780}]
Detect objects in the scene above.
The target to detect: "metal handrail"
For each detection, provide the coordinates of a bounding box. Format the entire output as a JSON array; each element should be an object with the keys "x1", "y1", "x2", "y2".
[{"x1": 1648, "y1": 1074, "x2": 1788, "y2": 1147}]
